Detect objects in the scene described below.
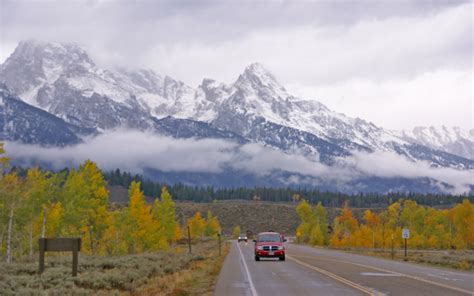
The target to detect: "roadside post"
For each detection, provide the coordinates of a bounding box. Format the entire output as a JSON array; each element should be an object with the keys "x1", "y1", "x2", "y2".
[
  {"x1": 218, "y1": 232, "x2": 222, "y2": 256},
  {"x1": 187, "y1": 225, "x2": 192, "y2": 254},
  {"x1": 391, "y1": 233, "x2": 394, "y2": 259},
  {"x1": 39, "y1": 238, "x2": 81, "y2": 276},
  {"x1": 402, "y1": 228, "x2": 410, "y2": 260}
]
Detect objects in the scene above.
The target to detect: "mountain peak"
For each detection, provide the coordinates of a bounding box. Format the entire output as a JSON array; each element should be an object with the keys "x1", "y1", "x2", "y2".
[
  {"x1": 5, "y1": 39, "x2": 95, "y2": 71},
  {"x1": 242, "y1": 62, "x2": 278, "y2": 83},
  {"x1": 14, "y1": 39, "x2": 90, "y2": 58},
  {"x1": 0, "y1": 40, "x2": 96, "y2": 107},
  {"x1": 244, "y1": 62, "x2": 270, "y2": 74},
  {"x1": 235, "y1": 62, "x2": 287, "y2": 99}
]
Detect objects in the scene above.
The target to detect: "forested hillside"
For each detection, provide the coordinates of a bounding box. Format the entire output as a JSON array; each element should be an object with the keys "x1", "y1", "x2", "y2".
[{"x1": 102, "y1": 169, "x2": 472, "y2": 207}]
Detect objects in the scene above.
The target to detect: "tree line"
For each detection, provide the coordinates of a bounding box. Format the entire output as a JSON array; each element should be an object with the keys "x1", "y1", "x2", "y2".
[
  {"x1": 101, "y1": 169, "x2": 473, "y2": 207},
  {"x1": 0, "y1": 144, "x2": 221, "y2": 263},
  {"x1": 295, "y1": 198, "x2": 474, "y2": 250}
]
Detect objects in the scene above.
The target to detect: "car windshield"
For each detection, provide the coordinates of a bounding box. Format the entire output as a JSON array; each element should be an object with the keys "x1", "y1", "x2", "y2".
[
  {"x1": 240, "y1": 234, "x2": 246, "y2": 237},
  {"x1": 257, "y1": 234, "x2": 281, "y2": 242}
]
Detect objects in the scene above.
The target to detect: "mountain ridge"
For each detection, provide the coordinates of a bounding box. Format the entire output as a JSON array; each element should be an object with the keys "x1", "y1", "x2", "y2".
[{"x1": 1, "y1": 40, "x2": 473, "y2": 193}]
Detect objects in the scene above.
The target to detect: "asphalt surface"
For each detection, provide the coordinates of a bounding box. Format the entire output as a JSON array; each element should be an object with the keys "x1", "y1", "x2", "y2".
[{"x1": 214, "y1": 241, "x2": 474, "y2": 296}]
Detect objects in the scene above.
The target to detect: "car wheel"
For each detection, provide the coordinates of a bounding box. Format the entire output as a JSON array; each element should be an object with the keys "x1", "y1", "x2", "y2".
[
  {"x1": 279, "y1": 256, "x2": 285, "y2": 261},
  {"x1": 255, "y1": 255, "x2": 260, "y2": 261}
]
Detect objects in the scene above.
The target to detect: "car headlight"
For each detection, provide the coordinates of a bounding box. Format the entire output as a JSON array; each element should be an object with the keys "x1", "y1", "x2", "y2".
[
  {"x1": 257, "y1": 246, "x2": 264, "y2": 250},
  {"x1": 278, "y1": 246, "x2": 284, "y2": 250}
]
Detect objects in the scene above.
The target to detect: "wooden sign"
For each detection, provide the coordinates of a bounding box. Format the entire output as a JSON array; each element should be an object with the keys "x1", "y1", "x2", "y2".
[{"x1": 39, "y1": 238, "x2": 81, "y2": 276}]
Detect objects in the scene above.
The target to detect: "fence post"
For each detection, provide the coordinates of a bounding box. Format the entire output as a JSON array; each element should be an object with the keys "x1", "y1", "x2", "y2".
[
  {"x1": 187, "y1": 225, "x2": 192, "y2": 254},
  {"x1": 391, "y1": 234, "x2": 394, "y2": 259},
  {"x1": 72, "y1": 241, "x2": 79, "y2": 276},
  {"x1": 218, "y1": 233, "x2": 221, "y2": 256}
]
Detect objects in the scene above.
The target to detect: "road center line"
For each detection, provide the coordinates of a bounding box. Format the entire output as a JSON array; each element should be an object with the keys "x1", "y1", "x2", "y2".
[
  {"x1": 287, "y1": 255, "x2": 376, "y2": 296},
  {"x1": 236, "y1": 242, "x2": 259, "y2": 296},
  {"x1": 292, "y1": 254, "x2": 473, "y2": 295}
]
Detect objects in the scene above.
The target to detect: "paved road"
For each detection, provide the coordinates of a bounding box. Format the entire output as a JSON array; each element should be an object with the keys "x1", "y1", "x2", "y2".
[{"x1": 214, "y1": 241, "x2": 474, "y2": 296}]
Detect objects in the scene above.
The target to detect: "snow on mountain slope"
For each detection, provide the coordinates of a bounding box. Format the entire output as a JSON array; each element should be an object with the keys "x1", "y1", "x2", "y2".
[
  {"x1": 0, "y1": 83, "x2": 90, "y2": 146},
  {"x1": 118, "y1": 68, "x2": 199, "y2": 118},
  {"x1": 1, "y1": 40, "x2": 472, "y2": 171},
  {"x1": 0, "y1": 40, "x2": 95, "y2": 108},
  {"x1": 398, "y1": 126, "x2": 474, "y2": 160},
  {"x1": 0, "y1": 40, "x2": 231, "y2": 127},
  {"x1": 0, "y1": 40, "x2": 205, "y2": 129},
  {"x1": 213, "y1": 63, "x2": 407, "y2": 153}
]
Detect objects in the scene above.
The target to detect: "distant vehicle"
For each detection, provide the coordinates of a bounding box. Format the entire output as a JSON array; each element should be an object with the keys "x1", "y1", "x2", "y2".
[
  {"x1": 238, "y1": 233, "x2": 248, "y2": 242},
  {"x1": 253, "y1": 231, "x2": 286, "y2": 261}
]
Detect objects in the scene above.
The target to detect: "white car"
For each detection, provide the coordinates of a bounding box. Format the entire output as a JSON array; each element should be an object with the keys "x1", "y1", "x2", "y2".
[{"x1": 238, "y1": 234, "x2": 248, "y2": 242}]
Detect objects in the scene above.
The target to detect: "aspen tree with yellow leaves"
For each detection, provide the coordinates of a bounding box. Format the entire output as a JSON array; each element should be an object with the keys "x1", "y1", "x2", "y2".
[
  {"x1": 295, "y1": 199, "x2": 314, "y2": 243},
  {"x1": 60, "y1": 160, "x2": 109, "y2": 254},
  {"x1": 330, "y1": 203, "x2": 359, "y2": 247},
  {"x1": 204, "y1": 210, "x2": 221, "y2": 237},
  {"x1": 295, "y1": 198, "x2": 474, "y2": 251},
  {"x1": 123, "y1": 181, "x2": 158, "y2": 253},
  {"x1": 363, "y1": 209, "x2": 380, "y2": 248},
  {"x1": 153, "y1": 186, "x2": 179, "y2": 244},
  {"x1": 232, "y1": 225, "x2": 241, "y2": 239},
  {"x1": 187, "y1": 211, "x2": 206, "y2": 239},
  {"x1": 0, "y1": 144, "x2": 219, "y2": 262},
  {"x1": 1, "y1": 173, "x2": 23, "y2": 263}
]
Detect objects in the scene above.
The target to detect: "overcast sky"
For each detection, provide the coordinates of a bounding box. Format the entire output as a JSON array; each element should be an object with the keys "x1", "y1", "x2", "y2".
[{"x1": 1, "y1": 0, "x2": 472, "y2": 130}]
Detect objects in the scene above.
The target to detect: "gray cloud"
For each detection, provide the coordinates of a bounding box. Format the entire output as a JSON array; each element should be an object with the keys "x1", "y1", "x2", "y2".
[
  {"x1": 0, "y1": 0, "x2": 472, "y2": 129},
  {"x1": 1, "y1": 1, "x2": 471, "y2": 81},
  {"x1": 5, "y1": 130, "x2": 473, "y2": 194}
]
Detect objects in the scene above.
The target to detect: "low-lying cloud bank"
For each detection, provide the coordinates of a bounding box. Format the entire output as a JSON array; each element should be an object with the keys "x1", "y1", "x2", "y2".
[{"x1": 6, "y1": 130, "x2": 474, "y2": 194}]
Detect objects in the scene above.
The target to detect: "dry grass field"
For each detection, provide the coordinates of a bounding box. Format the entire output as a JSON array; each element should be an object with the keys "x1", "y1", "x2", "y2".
[{"x1": 0, "y1": 239, "x2": 227, "y2": 295}]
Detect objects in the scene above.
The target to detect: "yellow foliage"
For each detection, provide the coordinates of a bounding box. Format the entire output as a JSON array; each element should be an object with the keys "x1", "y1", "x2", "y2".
[
  {"x1": 309, "y1": 224, "x2": 325, "y2": 246},
  {"x1": 46, "y1": 202, "x2": 63, "y2": 236},
  {"x1": 123, "y1": 181, "x2": 163, "y2": 253},
  {"x1": 204, "y1": 210, "x2": 221, "y2": 237},
  {"x1": 232, "y1": 225, "x2": 241, "y2": 239},
  {"x1": 187, "y1": 211, "x2": 206, "y2": 239}
]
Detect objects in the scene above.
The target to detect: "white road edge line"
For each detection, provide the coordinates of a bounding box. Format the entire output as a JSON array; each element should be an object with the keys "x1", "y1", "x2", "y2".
[{"x1": 236, "y1": 241, "x2": 259, "y2": 296}]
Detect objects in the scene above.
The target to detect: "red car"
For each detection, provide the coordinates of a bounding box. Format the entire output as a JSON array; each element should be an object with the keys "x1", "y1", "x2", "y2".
[{"x1": 253, "y1": 231, "x2": 286, "y2": 261}]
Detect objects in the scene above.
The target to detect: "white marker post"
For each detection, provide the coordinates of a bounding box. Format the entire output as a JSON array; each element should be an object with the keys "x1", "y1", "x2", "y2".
[{"x1": 402, "y1": 228, "x2": 410, "y2": 259}]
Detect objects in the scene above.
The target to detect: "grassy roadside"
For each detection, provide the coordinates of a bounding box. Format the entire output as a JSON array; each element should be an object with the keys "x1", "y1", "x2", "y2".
[
  {"x1": 343, "y1": 248, "x2": 474, "y2": 271},
  {"x1": 294, "y1": 243, "x2": 473, "y2": 271},
  {"x1": 0, "y1": 239, "x2": 229, "y2": 295},
  {"x1": 136, "y1": 239, "x2": 230, "y2": 295}
]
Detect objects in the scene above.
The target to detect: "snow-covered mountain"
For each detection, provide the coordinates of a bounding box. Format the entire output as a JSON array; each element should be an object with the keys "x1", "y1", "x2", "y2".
[
  {"x1": 398, "y1": 126, "x2": 474, "y2": 160},
  {"x1": 0, "y1": 83, "x2": 91, "y2": 146},
  {"x1": 1, "y1": 40, "x2": 473, "y2": 183}
]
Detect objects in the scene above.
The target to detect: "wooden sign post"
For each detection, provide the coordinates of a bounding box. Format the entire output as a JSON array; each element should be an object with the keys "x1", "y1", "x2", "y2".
[{"x1": 39, "y1": 238, "x2": 81, "y2": 276}]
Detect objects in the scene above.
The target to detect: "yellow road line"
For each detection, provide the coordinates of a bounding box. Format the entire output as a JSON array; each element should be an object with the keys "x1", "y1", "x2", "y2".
[
  {"x1": 292, "y1": 254, "x2": 473, "y2": 295},
  {"x1": 287, "y1": 255, "x2": 377, "y2": 296}
]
